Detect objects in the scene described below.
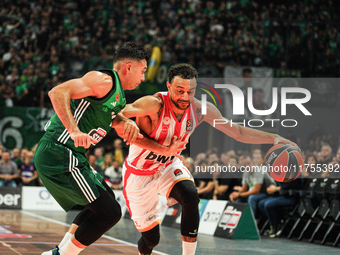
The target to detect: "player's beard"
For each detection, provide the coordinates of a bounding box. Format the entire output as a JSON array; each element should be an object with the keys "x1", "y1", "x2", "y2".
[{"x1": 172, "y1": 98, "x2": 190, "y2": 110}]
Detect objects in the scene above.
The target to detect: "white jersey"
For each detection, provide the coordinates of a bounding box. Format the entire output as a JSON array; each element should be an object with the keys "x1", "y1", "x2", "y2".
[{"x1": 125, "y1": 91, "x2": 198, "y2": 175}]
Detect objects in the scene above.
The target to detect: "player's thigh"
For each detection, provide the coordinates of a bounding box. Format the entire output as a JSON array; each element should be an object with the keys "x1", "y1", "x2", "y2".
[
  {"x1": 34, "y1": 137, "x2": 105, "y2": 211},
  {"x1": 158, "y1": 159, "x2": 193, "y2": 198},
  {"x1": 123, "y1": 169, "x2": 160, "y2": 231}
]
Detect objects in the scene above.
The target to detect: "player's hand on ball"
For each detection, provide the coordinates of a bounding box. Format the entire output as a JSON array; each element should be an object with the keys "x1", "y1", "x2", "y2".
[
  {"x1": 123, "y1": 119, "x2": 143, "y2": 145},
  {"x1": 274, "y1": 135, "x2": 300, "y2": 151},
  {"x1": 70, "y1": 130, "x2": 97, "y2": 148}
]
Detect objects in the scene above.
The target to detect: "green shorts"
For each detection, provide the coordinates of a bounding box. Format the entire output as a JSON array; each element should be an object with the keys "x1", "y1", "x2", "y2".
[{"x1": 34, "y1": 134, "x2": 105, "y2": 211}]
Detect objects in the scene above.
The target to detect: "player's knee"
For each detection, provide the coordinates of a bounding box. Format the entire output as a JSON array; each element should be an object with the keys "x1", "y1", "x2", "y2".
[
  {"x1": 142, "y1": 227, "x2": 160, "y2": 248},
  {"x1": 173, "y1": 181, "x2": 199, "y2": 207},
  {"x1": 100, "y1": 199, "x2": 122, "y2": 227},
  {"x1": 110, "y1": 200, "x2": 122, "y2": 225},
  {"x1": 182, "y1": 188, "x2": 199, "y2": 207}
]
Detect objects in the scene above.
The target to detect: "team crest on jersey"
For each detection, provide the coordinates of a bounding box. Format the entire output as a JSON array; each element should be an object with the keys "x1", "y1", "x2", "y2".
[
  {"x1": 161, "y1": 116, "x2": 171, "y2": 133},
  {"x1": 186, "y1": 119, "x2": 193, "y2": 131},
  {"x1": 174, "y1": 169, "x2": 183, "y2": 177},
  {"x1": 116, "y1": 94, "x2": 120, "y2": 101},
  {"x1": 88, "y1": 127, "x2": 107, "y2": 144},
  {"x1": 163, "y1": 116, "x2": 171, "y2": 125}
]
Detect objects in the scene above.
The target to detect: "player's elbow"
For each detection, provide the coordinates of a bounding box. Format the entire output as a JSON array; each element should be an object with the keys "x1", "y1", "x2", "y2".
[
  {"x1": 48, "y1": 88, "x2": 54, "y2": 100},
  {"x1": 48, "y1": 86, "x2": 60, "y2": 101}
]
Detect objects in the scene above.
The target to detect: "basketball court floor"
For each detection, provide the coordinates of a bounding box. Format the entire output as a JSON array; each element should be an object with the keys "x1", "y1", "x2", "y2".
[{"x1": 0, "y1": 209, "x2": 339, "y2": 255}]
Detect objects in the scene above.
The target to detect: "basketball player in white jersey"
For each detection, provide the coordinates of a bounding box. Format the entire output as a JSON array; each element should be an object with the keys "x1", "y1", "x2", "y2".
[{"x1": 121, "y1": 63, "x2": 297, "y2": 255}]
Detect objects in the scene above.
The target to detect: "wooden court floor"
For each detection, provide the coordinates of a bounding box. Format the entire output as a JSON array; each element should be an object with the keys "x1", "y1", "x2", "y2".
[
  {"x1": 0, "y1": 210, "x2": 165, "y2": 255},
  {"x1": 1, "y1": 209, "x2": 340, "y2": 255}
]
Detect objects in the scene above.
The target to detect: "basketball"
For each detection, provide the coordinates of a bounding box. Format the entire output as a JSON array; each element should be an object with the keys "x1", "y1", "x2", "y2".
[{"x1": 264, "y1": 144, "x2": 303, "y2": 182}]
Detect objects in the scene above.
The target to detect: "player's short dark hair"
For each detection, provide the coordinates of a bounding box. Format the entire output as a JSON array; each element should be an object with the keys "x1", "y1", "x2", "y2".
[
  {"x1": 168, "y1": 63, "x2": 198, "y2": 83},
  {"x1": 113, "y1": 42, "x2": 150, "y2": 63}
]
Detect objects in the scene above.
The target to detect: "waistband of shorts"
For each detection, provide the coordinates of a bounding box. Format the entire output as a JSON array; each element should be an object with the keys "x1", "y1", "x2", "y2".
[{"x1": 124, "y1": 158, "x2": 158, "y2": 176}]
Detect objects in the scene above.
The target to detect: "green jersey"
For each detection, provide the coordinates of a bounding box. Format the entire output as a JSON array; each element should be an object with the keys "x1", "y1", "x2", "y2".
[{"x1": 44, "y1": 70, "x2": 126, "y2": 154}]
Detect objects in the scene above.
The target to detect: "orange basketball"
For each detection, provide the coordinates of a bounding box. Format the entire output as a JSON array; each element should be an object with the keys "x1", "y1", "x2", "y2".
[{"x1": 264, "y1": 144, "x2": 303, "y2": 182}]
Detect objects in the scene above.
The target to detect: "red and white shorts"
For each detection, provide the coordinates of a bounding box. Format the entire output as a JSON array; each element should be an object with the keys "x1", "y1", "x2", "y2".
[{"x1": 123, "y1": 157, "x2": 193, "y2": 232}]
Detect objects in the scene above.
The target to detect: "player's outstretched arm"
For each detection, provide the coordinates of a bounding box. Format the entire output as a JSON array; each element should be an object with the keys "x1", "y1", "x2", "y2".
[
  {"x1": 201, "y1": 100, "x2": 298, "y2": 147},
  {"x1": 49, "y1": 71, "x2": 112, "y2": 148}
]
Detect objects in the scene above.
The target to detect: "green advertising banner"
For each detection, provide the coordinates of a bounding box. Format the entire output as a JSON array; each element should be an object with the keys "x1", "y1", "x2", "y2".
[{"x1": 0, "y1": 107, "x2": 54, "y2": 150}]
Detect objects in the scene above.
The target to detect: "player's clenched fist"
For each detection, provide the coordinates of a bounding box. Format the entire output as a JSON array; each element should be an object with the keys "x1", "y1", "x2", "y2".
[{"x1": 70, "y1": 130, "x2": 97, "y2": 148}]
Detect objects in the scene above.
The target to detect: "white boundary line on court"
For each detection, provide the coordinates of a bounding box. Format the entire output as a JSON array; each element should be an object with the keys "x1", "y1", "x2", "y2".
[
  {"x1": 21, "y1": 210, "x2": 169, "y2": 255},
  {"x1": 0, "y1": 241, "x2": 23, "y2": 255}
]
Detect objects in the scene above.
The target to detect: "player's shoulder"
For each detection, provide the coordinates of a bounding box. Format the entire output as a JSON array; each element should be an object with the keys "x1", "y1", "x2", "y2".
[
  {"x1": 192, "y1": 97, "x2": 202, "y2": 109},
  {"x1": 135, "y1": 94, "x2": 163, "y2": 110},
  {"x1": 82, "y1": 71, "x2": 112, "y2": 85},
  {"x1": 141, "y1": 93, "x2": 162, "y2": 103}
]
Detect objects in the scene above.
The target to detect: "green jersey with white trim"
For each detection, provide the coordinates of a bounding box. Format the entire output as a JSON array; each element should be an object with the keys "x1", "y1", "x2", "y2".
[{"x1": 44, "y1": 70, "x2": 126, "y2": 154}]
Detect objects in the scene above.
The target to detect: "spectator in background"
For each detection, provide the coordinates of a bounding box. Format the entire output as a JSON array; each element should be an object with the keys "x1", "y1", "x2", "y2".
[
  {"x1": 1, "y1": 0, "x2": 340, "y2": 109},
  {"x1": 233, "y1": 155, "x2": 252, "y2": 192},
  {"x1": 15, "y1": 148, "x2": 28, "y2": 169},
  {"x1": 104, "y1": 160, "x2": 123, "y2": 190},
  {"x1": 191, "y1": 159, "x2": 206, "y2": 187},
  {"x1": 213, "y1": 156, "x2": 242, "y2": 200},
  {"x1": 241, "y1": 68, "x2": 253, "y2": 92},
  {"x1": 230, "y1": 153, "x2": 275, "y2": 217},
  {"x1": 318, "y1": 143, "x2": 333, "y2": 165},
  {"x1": 183, "y1": 157, "x2": 194, "y2": 173},
  {"x1": 321, "y1": 157, "x2": 340, "y2": 178},
  {"x1": 0, "y1": 151, "x2": 19, "y2": 187},
  {"x1": 99, "y1": 153, "x2": 114, "y2": 172},
  {"x1": 0, "y1": 81, "x2": 15, "y2": 107},
  {"x1": 335, "y1": 146, "x2": 340, "y2": 164},
  {"x1": 302, "y1": 155, "x2": 320, "y2": 178},
  {"x1": 88, "y1": 154, "x2": 103, "y2": 174},
  {"x1": 193, "y1": 152, "x2": 206, "y2": 168},
  {"x1": 112, "y1": 138, "x2": 128, "y2": 165},
  {"x1": 11, "y1": 148, "x2": 20, "y2": 162},
  {"x1": 94, "y1": 146, "x2": 105, "y2": 166},
  {"x1": 207, "y1": 152, "x2": 219, "y2": 165},
  {"x1": 18, "y1": 150, "x2": 38, "y2": 186},
  {"x1": 258, "y1": 177, "x2": 303, "y2": 237},
  {"x1": 220, "y1": 150, "x2": 236, "y2": 166},
  {"x1": 197, "y1": 160, "x2": 215, "y2": 199}
]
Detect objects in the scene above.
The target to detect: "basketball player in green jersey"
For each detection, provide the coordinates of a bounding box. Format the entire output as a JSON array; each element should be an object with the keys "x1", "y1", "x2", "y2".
[{"x1": 34, "y1": 42, "x2": 186, "y2": 255}]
